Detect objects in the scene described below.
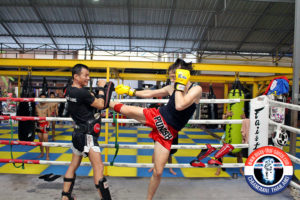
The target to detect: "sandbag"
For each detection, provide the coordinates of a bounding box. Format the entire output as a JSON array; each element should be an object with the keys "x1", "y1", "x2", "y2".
[
  {"x1": 225, "y1": 81, "x2": 244, "y2": 154},
  {"x1": 207, "y1": 85, "x2": 218, "y2": 129},
  {"x1": 59, "y1": 78, "x2": 72, "y2": 117},
  {"x1": 17, "y1": 75, "x2": 36, "y2": 141},
  {"x1": 41, "y1": 77, "x2": 48, "y2": 96},
  {"x1": 0, "y1": 88, "x2": 2, "y2": 116}
]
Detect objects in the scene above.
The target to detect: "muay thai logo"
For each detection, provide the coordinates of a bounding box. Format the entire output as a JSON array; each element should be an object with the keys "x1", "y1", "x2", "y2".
[
  {"x1": 153, "y1": 116, "x2": 173, "y2": 140},
  {"x1": 178, "y1": 74, "x2": 187, "y2": 80},
  {"x1": 93, "y1": 123, "x2": 101, "y2": 134},
  {"x1": 244, "y1": 146, "x2": 293, "y2": 195}
]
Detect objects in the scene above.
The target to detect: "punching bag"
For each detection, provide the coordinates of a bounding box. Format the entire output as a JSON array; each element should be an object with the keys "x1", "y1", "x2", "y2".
[
  {"x1": 207, "y1": 85, "x2": 218, "y2": 129},
  {"x1": 17, "y1": 75, "x2": 36, "y2": 141},
  {"x1": 0, "y1": 87, "x2": 2, "y2": 116},
  {"x1": 225, "y1": 80, "x2": 244, "y2": 153},
  {"x1": 59, "y1": 78, "x2": 72, "y2": 117},
  {"x1": 42, "y1": 77, "x2": 48, "y2": 96}
]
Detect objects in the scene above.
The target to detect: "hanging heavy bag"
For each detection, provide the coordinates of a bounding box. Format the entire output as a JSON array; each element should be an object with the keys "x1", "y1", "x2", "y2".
[
  {"x1": 207, "y1": 85, "x2": 218, "y2": 129},
  {"x1": 224, "y1": 80, "x2": 244, "y2": 154},
  {"x1": 18, "y1": 75, "x2": 36, "y2": 141}
]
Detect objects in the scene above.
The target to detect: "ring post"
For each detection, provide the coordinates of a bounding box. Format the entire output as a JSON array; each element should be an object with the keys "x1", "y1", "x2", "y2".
[
  {"x1": 104, "y1": 66, "x2": 110, "y2": 176},
  {"x1": 248, "y1": 95, "x2": 269, "y2": 156}
]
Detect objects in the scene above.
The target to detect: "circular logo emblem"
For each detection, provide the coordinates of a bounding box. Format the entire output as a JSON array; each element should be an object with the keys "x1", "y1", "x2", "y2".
[
  {"x1": 93, "y1": 123, "x2": 101, "y2": 134},
  {"x1": 244, "y1": 146, "x2": 293, "y2": 195}
]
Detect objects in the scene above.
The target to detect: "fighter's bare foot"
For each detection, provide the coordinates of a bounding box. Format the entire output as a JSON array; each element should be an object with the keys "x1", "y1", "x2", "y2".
[
  {"x1": 215, "y1": 169, "x2": 221, "y2": 176},
  {"x1": 169, "y1": 169, "x2": 177, "y2": 176},
  {"x1": 239, "y1": 168, "x2": 244, "y2": 176},
  {"x1": 46, "y1": 155, "x2": 50, "y2": 160},
  {"x1": 37, "y1": 153, "x2": 44, "y2": 159}
]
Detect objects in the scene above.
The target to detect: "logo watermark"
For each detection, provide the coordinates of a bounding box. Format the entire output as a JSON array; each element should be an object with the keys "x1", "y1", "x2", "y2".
[{"x1": 244, "y1": 146, "x2": 293, "y2": 195}]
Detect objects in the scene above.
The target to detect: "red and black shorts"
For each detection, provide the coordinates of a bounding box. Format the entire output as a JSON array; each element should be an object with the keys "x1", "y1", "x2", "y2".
[
  {"x1": 37, "y1": 121, "x2": 50, "y2": 134},
  {"x1": 143, "y1": 107, "x2": 178, "y2": 151}
]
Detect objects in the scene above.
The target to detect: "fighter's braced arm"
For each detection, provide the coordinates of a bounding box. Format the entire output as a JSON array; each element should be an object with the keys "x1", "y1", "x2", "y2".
[
  {"x1": 93, "y1": 82, "x2": 115, "y2": 110},
  {"x1": 95, "y1": 87, "x2": 105, "y2": 100}
]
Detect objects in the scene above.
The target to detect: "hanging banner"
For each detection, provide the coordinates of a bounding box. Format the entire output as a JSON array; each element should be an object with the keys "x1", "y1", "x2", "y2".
[{"x1": 248, "y1": 95, "x2": 269, "y2": 156}]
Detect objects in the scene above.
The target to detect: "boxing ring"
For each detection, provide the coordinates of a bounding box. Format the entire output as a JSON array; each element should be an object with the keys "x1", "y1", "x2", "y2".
[{"x1": 0, "y1": 96, "x2": 299, "y2": 190}]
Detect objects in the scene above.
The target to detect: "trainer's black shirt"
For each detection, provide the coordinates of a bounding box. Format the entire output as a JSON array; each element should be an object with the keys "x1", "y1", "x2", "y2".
[
  {"x1": 159, "y1": 85, "x2": 196, "y2": 131},
  {"x1": 65, "y1": 86, "x2": 95, "y2": 124}
]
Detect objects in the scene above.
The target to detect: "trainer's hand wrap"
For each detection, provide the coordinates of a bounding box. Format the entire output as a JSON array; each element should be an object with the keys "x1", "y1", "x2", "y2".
[
  {"x1": 115, "y1": 84, "x2": 136, "y2": 96},
  {"x1": 174, "y1": 69, "x2": 190, "y2": 92}
]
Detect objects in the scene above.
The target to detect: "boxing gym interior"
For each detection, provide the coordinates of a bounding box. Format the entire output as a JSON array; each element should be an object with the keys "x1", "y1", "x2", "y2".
[{"x1": 0, "y1": 0, "x2": 299, "y2": 199}]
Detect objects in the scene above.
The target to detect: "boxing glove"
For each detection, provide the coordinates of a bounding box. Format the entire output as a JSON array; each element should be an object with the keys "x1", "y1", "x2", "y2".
[
  {"x1": 174, "y1": 69, "x2": 190, "y2": 92},
  {"x1": 115, "y1": 84, "x2": 136, "y2": 96}
]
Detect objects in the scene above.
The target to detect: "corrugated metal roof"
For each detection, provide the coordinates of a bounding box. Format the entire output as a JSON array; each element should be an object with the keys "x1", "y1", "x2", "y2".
[
  {"x1": 240, "y1": 43, "x2": 275, "y2": 52},
  {"x1": 93, "y1": 38, "x2": 129, "y2": 46},
  {"x1": 90, "y1": 24, "x2": 128, "y2": 37},
  {"x1": 17, "y1": 37, "x2": 53, "y2": 44},
  {"x1": 228, "y1": 0, "x2": 269, "y2": 12},
  {"x1": 38, "y1": 0, "x2": 80, "y2": 7},
  {"x1": 0, "y1": 25, "x2": 8, "y2": 35},
  {"x1": 2, "y1": 43, "x2": 20, "y2": 48},
  {"x1": 167, "y1": 40, "x2": 194, "y2": 49},
  {"x1": 168, "y1": 26, "x2": 200, "y2": 40},
  {"x1": 256, "y1": 15, "x2": 293, "y2": 30},
  {"x1": 132, "y1": 8, "x2": 170, "y2": 24},
  {"x1": 58, "y1": 44, "x2": 85, "y2": 50},
  {"x1": 210, "y1": 29, "x2": 247, "y2": 42},
  {"x1": 0, "y1": 6, "x2": 38, "y2": 21},
  {"x1": 38, "y1": 7, "x2": 80, "y2": 22},
  {"x1": 247, "y1": 31, "x2": 288, "y2": 43},
  {"x1": 216, "y1": 12, "x2": 258, "y2": 28},
  {"x1": 85, "y1": 7, "x2": 128, "y2": 23},
  {"x1": 132, "y1": 0, "x2": 173, "y2": 9},
  {"x1": 131, "y1": 39, "x2": 164, "y2": 47},
  {"x1": 55, "y1": 37, "x2": 85, "y2": 45},
  {"x1": 268, "y1": 2, "x2": 294, "y2": 15},
  {"x1": 0, "y1": 36, "x2": 15, "y2": 43},
  {"x1": 0, "y1": 0, "x2": 29, "y2": 6},
  {"x1": 8, "y1": 23, "x2": 48, "y2": 35},
  {"x1": 206, "y1": 41, "x2": 238, "y2": 51},
  {"x1": 49, "y1": 24, "x2": 84, "y2": 36},
  {"x1": 132, "y1": 25, "x2": 167, "y2": 38},
  {"x1": 0, "y1": 0, "x2": 295, "y2": 54}
]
